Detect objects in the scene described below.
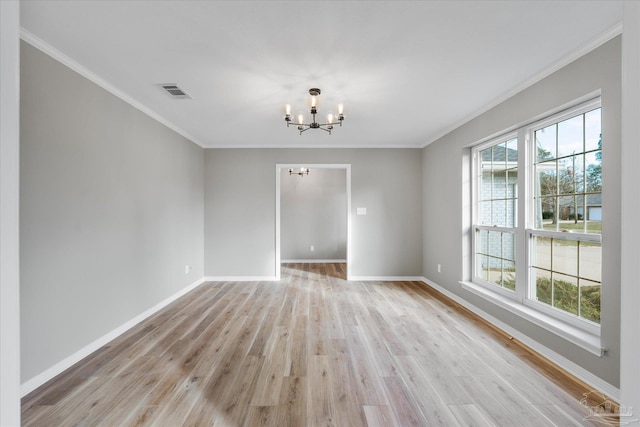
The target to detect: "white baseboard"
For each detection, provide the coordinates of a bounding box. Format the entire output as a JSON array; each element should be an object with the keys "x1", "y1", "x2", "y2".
[
  {"x1": 203, "y1": 276, "x2": 279, "y2": 282},
  {"x1": 348, "y1": 276, "x2": 424, "y2": 282},
  {"x1": 420, "y1": 276, "x2": 620, "y2": 401},
  {"x1": 21, "y1": 277, "x2": 207, "y2": 397},
  {"x1": 281, "y1": 259, "x2": 347, "y2": 263}
]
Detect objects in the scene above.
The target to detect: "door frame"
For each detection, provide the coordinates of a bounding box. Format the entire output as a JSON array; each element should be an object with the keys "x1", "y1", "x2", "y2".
[{"x1": 275, "y1": 164, "x2": 352, "y2": 280}]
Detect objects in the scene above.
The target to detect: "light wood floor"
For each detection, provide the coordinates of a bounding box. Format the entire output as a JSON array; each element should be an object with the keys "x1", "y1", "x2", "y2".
[{"x1": 22, "y1": 263, "x2": 611, "y2": 426}]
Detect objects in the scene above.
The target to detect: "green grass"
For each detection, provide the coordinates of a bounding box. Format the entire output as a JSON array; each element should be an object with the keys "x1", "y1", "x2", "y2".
[
  {"x1": 535, "y1": 276, "x2": 600, "y2": 323},
  {"x1": 500, "y1": 275, "x2": 600, "y2": 323}
]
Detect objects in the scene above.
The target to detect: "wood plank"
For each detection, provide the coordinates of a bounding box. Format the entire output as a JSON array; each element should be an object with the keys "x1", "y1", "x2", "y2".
[
  {"x1": 276, "y1": 376, "x2": 307, "y2": 427},
  {"x1": 21, "y1": 263, "x2": 615, "y2": 426},
  {"x1": 382, "y1": 376, "x2": 429, "y2": 427},
  {"x1": 307, "y1": 355, "x2": 337, "y2": 427},
  {"x1": 363, "y1": 405, "x2": 398, "y2": 427},
  {"x1": 447, "y1": 404, "x2": 496, "y2": 427},
  {"x1": 250, "y1": 326, "x2": 288, "y2": 406}
]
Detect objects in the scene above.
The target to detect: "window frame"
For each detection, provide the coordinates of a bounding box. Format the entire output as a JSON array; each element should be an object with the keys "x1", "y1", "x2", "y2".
[
  {"x1": 471, "y1": 132, "x2": 521, "y2": 300},
  {"x1": 469, "y1": 97, "x2": 602, "y2": 341},
  {"x1": 524, "y1": 98, "x2": 602, "y2": 335}
]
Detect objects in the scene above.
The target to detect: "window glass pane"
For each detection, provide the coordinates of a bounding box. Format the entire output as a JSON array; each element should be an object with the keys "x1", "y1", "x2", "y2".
[
  {"x1": 553, "y1": 273, "x2": 579, "y2": 316},
  {"x1": 477, "y1": 229, "x2": 488, "y2": 255},
  {"x1": 480, "y1": 170, "x2": 493, "y2": 200},
  {"x1": 585, "y1": 151, "x2": 602, "y2": 193},
  {"x1": 579, "y1": 279, "x2": 601, "y2": 323},
  {"x1": 536, "y1": 124, "x2": 556, "y2": 161},
  {"x1": 488, "y1": 231, "x2": 501, "y2": 259},
  {"x1": 532, "y1": 268, "x2": 552, "y2": 305},
  {"x1": 579, "y1": 241, "x2": 601, "y2": 282},
  {"x1": 506, "y1": 137, "x2": 518, "y2": 159},
  {"x1": 556, "y1": 157, "x2": 575, "y2": 196},
  {"x1": 493, "y1": 142, "x2": 506, "y2": 165},
  {"x1": 557, "y1": 197, "x2": 575, "y2": 224},
  {"x1": 502, "y1": 260, "x2": 516, "y2": 290},
  {"x1": 477, "y1": 254, "x2": 489, "y2": 281},
  {"x1": 492, "y1": 200, "x2": 506, "y2": 227},
  {"x1": 571, "y1": 153, "x2": 585, "y2": 193},
  {"x1": 506, "y1": 172, "x2": 517, "y2": 196},
  {"x1": 552, "y1": 239, "x2": 578, "y2": 276},
  {"x1": 557, "y1": 115, "x2": 584, "y2": 159},
  {"x1": 536, "y1": 161, "x2": 557, "y2": 197},
  {"x1": 506, "y1": 198, "x2": 516, "y2": 227},
  {"x1": 532, "y1": 236, "x2": 551, "y2": 271},
  {"x1": 502, "y1": 233, "x2": 515, "y2": 262},
  {"x1": 586, "y1": 216, "x2": 602, "y2": 234},
  {"x1": 480, "y1": 147, "x2": 493, "y2": 173},
  {"x1": 535, "y1": 196, "x2": 556, "y2": 230},
  {"x1": 478, "y1": 201, "x2": 491, "y2": 225},
  {"x1": 584, "y1": 108, "x2": 601, "y2": 152}
]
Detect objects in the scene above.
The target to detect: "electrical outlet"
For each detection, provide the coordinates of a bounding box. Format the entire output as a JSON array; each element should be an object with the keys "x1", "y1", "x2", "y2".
[
  {"x1": 185, "y1": 265, "x2": 191, "y2": 275},
  {"x1": 437, "y1": 264, "x2": 441, "y2": 273},
  {"x1": 310, "y1": 245, "x2": 315, "y2": 252}
]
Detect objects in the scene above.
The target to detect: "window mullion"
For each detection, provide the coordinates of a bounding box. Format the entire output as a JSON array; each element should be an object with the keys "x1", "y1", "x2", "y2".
[{"x1": 516, "y1": 128, "x2": 528, "y2": 303}]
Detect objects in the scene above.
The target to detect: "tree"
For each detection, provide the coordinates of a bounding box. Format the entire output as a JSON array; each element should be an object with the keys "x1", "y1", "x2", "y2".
[{"x1": 586, "y1": 134, "x2": 602, "y2": 192}]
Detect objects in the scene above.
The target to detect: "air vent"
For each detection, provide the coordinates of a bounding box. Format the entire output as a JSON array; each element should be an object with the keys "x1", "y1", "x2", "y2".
[{"x1": 157, "y1": 83, "x2": 192, "y2": 99}]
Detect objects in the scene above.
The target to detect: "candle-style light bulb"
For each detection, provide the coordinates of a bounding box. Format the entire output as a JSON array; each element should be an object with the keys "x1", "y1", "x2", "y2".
[
  {"x1": 327, "y1": 113, "x2": 334, "y2": 124},
  {"x1": 285, "y1": 104, "x2": 291, "y2": 115},
  {"x1": 310, "y1": 96, "x2": 317, "y2": 108},
  {"x1": 297, "y1": 114, "x2": 304, "y2": 125},
  {"x1": 337, "y1": 103, "x2": 344, "y2": 115}
]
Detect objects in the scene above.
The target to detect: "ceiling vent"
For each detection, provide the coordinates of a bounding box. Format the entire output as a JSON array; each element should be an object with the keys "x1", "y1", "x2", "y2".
[{"x1": 157, "y1": 84, "x2": 192, "y2": 99}]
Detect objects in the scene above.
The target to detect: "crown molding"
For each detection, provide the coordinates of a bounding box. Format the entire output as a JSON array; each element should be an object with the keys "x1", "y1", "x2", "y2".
[{"x1": 19, "y1": 28, "x2": 205, "y2": 148}]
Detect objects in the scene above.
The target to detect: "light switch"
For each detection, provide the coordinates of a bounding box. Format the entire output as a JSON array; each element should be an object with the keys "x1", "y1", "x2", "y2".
[{"x1": 356, "y1": 207, "x2": 367, "y2": 215}]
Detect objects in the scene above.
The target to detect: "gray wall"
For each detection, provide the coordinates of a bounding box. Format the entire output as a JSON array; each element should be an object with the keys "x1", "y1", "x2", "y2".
[
  {"x1": 422, "y1": 37, "x2": 621, "y2": 387},
  {"x1": 204, "y1": 148, "x2": 422, "y2": 278},
  {"x1": 20, "y1": 41, "x2": 205, "y2": 382},
  {"x1": 281, "y1": 168, "x2": 347, "y2": 261}
]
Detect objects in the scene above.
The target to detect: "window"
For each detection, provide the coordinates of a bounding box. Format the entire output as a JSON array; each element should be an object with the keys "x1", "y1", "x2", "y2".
[
  {"x1": 471, "y1": 98, "x2": 602, "y2": 336},
  {"x1": 474, "y1": 136, "x2": 518, "y2": 292},
  {"x1": 529, "y1": 103, "x2": 602, "y2": 325}
]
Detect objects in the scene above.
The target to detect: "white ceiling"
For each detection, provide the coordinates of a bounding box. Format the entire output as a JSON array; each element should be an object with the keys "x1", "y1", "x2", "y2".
[{"x1": 20, "y1": 1, "x2": 623, "y2": 149}]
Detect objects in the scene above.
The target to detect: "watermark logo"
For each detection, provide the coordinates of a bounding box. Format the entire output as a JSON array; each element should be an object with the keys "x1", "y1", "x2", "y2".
[{"x1": 580, "y1": 390, "x2": 638, "y2": 426}]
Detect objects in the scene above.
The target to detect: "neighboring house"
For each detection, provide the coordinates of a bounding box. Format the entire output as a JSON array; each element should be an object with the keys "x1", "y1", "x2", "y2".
[{"x1": 479, "y1": 147, "x2": 518, "y2": 269}]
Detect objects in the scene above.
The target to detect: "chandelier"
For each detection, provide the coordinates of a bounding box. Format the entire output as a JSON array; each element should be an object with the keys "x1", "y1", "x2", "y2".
[{"x1": 284, "y1": 88, "x2": 344, "y2": 135}]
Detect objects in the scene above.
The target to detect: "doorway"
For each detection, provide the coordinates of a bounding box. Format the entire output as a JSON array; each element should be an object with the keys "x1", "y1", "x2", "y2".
[{"x1": 275, "y1": 164, "x2": 351, "y2": 280}]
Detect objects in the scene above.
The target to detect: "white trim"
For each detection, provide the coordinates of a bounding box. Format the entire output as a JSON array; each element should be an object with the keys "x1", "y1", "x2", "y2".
[
  {"x1": 423, "y1": 23, "x2": 622, "y2": 147},
  {"x1": 620, "y1": 0, "x2": 640, "y2": 418},
  {"x1": 348, "y1": 276, "x2": 424, "y2": 282},
  {"x1": 206, "y1": 143, "x2": 424, "y2": 149},
  {"x1": 281, "y1": 259, "x2": 347, "y2": 263},
  {"x1": 275, "y1": 169, "x2": 282, "y2": 280},
  {"x1": 203, "y1": 276, "x2": 279, "y2": 282},
  {"x1": 21, "y1": 277, "x2": 207, "y2": 396},
  {"x1": 461, "y1": 280, "x2": 602, "y2": 354},
  {"x1": 19, "y1": 28, "x2": 205, "y2": 149},
  {"x1": 421, "y1": 277, "x2": 619, "y2": 401},
  {"x1": 275, "y1": 164, "x2": 352, "y2": 281},
  {"x1": 1, "y1": 2, "x2": 21, "y2": 424}
]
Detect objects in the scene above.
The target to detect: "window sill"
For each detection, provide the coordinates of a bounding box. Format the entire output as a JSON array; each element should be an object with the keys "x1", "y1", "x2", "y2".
[{"x1": 459, "y1": 281, "x2": 605, "y2": 357}]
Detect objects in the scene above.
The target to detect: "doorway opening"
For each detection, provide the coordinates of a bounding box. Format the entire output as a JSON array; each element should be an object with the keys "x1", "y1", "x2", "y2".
[{"x1": 275, "y1": 164, "x2": 351, "y2": 280}]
